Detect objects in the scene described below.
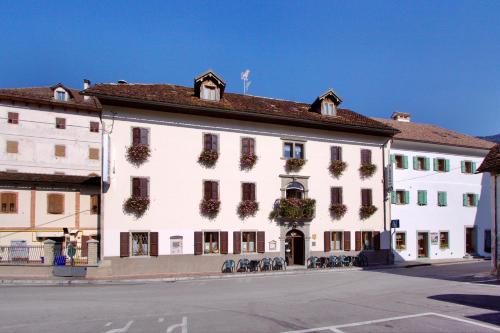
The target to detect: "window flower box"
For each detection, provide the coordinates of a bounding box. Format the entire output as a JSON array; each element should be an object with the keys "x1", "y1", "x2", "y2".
[
  {"x1": 359, "y1": 163, "x2": 377, "y2": 178},
  {"x1": 240, "y1": 153, "x2": 258, "y2": 170},
  {"x1": 198, "y1": 149, "x2": 219, "y2": 167},
  {"x1": 237, "y1": 200, "x2": 259, "y2": 218},
  {"x1": 359, "y1": 205, "x2": 377, "y2": 219},
  {"x1": 286, "y1": 158, "x2": 306, "y2": 172},
  {"x1": 269, "y1": 198, "x2": 316, "y2": 221},
  {"x1": 329, "y1": 160, "x2": 347, "y2": 178},
  {"x1": 329, "y1": 203, "x2": 347, "y2": 219},
  {"x1": 200, "y1": 199, "x2": 221, "y2": 218},
  {"x1": 123, "y1": 196, "x2": 150, "y2": 218},
  {"x1": 127, "y1": 144, "x2": 151, "y2": 166}
]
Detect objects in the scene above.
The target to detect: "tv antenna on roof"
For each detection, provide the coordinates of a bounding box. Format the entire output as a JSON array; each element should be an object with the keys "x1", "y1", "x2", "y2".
[{"x1": 241, "y1": 69, "x2": 251, "y2": 95}]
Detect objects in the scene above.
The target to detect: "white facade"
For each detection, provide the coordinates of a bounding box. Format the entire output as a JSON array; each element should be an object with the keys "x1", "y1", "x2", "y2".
[{"x1": 390, "y1": 141, "x2": 492, "y2": 261}]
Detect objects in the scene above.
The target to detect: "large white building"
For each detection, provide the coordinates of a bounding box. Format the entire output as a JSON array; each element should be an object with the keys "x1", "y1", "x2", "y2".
[
  {"x1": 83, "y1": 71, "x2": 398, "y2": 275},
  {"x1": 377, "y1": 112, "x2": 494, "y2": 261},
  {"x1": 0, "y1": 83, "x2": 101, "y2": 255}
]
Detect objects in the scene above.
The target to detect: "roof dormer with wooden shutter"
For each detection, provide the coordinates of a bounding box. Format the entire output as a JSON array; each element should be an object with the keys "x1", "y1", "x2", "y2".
[
  {"x1": 51, "y1": 83, "x2": 73, "y2": 102},
  {"x1": 194, "y1": 70, "x2": 226, "y2": 102},
  {"x1": 310, "y1": 88, "x2": 342, "y2": 116}
]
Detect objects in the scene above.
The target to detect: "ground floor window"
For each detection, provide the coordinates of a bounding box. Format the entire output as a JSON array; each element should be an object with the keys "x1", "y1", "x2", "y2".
[
  {"x1": 204, "y1": 232, "x2": 219, "y2": 254},
  {"x1": 395, "y1": 232, "x2": 406, "y2": 251},
  {"x1": 131, "y1": 232, "x2": 149, "y2": 256},
  {"x1": 241, "y1": 231, "x2": 256, "y2": 253},
  {"x1": 331, "y1": 232, "x2": 343, "y2": 250},
  {"x1": 439, "y1": 232, "x2": 449, "y2": 249},
  {"x1": 484, "y1": 230, "x2": 491, "y2": 253},
  {"x1": 362, "y1": 232, "x2": 373, "y2": 250}
]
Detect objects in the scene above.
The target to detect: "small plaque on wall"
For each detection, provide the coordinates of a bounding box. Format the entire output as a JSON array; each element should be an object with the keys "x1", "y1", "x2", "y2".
[{"x1": 269, "y1": 240, "x2": 277, "y2": 251}]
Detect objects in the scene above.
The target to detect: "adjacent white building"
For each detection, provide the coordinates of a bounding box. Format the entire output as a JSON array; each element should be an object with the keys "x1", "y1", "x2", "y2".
[
  {"x1": 83, "y1": 71, "x2": 397, "y2": 275},
  {"x1": 377, "y1": 112, "x2": 494, "y2": 262}
]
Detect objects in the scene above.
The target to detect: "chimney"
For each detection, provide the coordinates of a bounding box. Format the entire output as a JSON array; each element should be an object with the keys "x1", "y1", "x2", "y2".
[
  {"x1": 391, "y1": 112, "x2": 411, "y2": 122},
  {"x1": 83, "y1": 79, "x2": 91, "y2": 101}
]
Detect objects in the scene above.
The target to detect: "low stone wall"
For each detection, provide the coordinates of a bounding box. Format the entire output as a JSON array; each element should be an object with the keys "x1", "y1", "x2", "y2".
[{"x1": 0, "y1": 265, "x2": 53, "y2": 278}]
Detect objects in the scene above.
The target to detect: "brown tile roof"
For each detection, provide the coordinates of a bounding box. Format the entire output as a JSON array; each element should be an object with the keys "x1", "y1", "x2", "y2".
[
  {"x1": 374, "y1": 118, "x2": 495, "y2": 150},
  {"x1": 0, "y1": 172, "x2": 100, "y2": 186},
  {"x1": 0, "y1": 84, "x2": 101, "y2": 112},
  {"x1": 83, "y1": 83, "x2": 397, "y2": 136},
  {"x1": 477, "y1": 144, "x2": 500, "y2": 173}
]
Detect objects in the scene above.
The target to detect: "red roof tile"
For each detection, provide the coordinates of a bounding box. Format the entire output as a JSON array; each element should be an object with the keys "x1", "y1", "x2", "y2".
[{"x1": 477, "y1": 144, "x2": 500, "y2": 173}]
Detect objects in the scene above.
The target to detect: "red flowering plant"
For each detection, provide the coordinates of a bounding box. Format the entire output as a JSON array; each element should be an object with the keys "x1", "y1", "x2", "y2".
[
  {"x1": 359, "y1": 163, "x2": 377, "y2": 178},
  {"x1": 200, "y1": 199, "x2": 221, "y2": 219},
  {"x1": 269, "y1": 198, "x2": 316, "y2": 221},
  {"x1": 126, "y1": 144, "x2": 151, "y2": 166},
  {"x1": 285, "y1": 158, "x2": 306, "y2": 172},
  {"x1": 359, "y1": 205, "x2": 377, "y2": 219},
  {"x1": 237, "y1": 200, "x2": 259, "y2": 218},
  {"x1": 329, "y1": 160, "x2": 347, "y2": 178},
  {"x1": 198, "y1": 149, "x2": 219, "y2": 168},
  {"x1": 329, "y1": 203, "x2": 347, "y2": 219},
  {"x1": 123, "y1": 196, "x2": 150, "y2": 218},
  {"x1": 240, "y1": 153, "x2": 258, "y2": 170}
]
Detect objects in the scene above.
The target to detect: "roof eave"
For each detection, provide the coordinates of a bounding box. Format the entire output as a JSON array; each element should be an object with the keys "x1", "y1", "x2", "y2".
[
  {"x1": 0, "y1": 93, "x2": 101, "y2": 112},
  {"x1": 392, "y1": 137, "x2": 494, "y2": 151}
]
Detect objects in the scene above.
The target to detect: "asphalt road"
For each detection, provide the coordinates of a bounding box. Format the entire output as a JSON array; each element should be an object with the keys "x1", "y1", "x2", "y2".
[{"x1": 0, "y1": 262, "x2": 499, "y2": 333}]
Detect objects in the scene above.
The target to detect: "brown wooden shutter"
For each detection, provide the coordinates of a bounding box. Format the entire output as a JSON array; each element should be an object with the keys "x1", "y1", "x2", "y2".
[
  {"x1": 140, "y1": 128, "x2": 149, "y2": 145},
  {"x1": 374, "y1": 231, "x2": 380, "y2": 250},
  {"x1": 331, "y1": 146, "x2": 342, "y2": 161},
  {"x1": 194, "y1": 231, "x2": 203, "y2": 255},
  {"x1": 81, "y1": 236, "x2": 90, "y2": 257},
  {"x1": 257, "y1": 231, "x2": 265, "y2": 253},
  {"x1": 250, "y1": 183, "x2": 256, "y2": 201},
  {"x1": 220, "y1": 231, "x2": 228, "y2": 254},
  {"x1": 324, "y1": 231, "x2": 331, "y2": 252},
  {"x1": 242, "y1": 138, "x2": 249, "y2": 154},
  {"x1": 120, "y1": 232, "x2": 130, "y2": 257},
  {"x1": 132, "y1": 128, "x2": 141, "y2": 145},
  {"x1": 90, "y1": 121, "x2": 99, "y2": 132},
  {"x1": 56, "y1": 118, "x2": 66, "y2": 129},
  {"x1": 204, "y1": 134, "x2": 211, "y2": 150},
  {"x1": 361, "y1": 149, "x2": 372, "y2": 164},
  {"x1": 362, "y1": 189, "x2": 371, "y2": 206},
  {"x1": 212, "y1": 134, "x2": 218, "y2": 151},
  {"x1": 242, "y1": 183, "x2": 249, "y2": 201},
  {"x1": 343, "y1": 231, "x2": 351, "y2": 251},
  {"x1": 203, "y1": 181, "x2": 211, "y2": 200},
  {"x1": 139, "y1": 178, "x2": 149, "y2": 197},
  {"x1": 233, "y1": 231, "x2": 241, "y2": 254},
  {"x1": 150, "y1": 232, "x2": 158, "y2": 256},
  {"x1": 212, "y1": 182, "x2": 219, "y2": 200},
  {"x1": 355, "y1": 231, "x2": 361, "y2": 251},
  {"x1": 132, "y1": 178, "x2": 141, "y2": 197},
  {"x1": 8, "y1": 112, "x2": 19, "y2": 124},
  {"x1": 248, "y1": 138, "x2": 255, "y2": 154},
  {"x1": 367, "y1": 189, "x2": 372, "y2": 206},
  {"x1": 331, "y1": 187, "x2": 342, "y2": 204}
]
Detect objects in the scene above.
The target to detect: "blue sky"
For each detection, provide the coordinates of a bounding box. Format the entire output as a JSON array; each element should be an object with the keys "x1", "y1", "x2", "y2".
[{"x1": 1, "y1": 1, "x2": 499, "y2": 135}]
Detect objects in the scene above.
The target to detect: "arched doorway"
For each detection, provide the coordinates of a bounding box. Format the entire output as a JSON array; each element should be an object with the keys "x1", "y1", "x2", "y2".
[
  {"x1": 285, "y1": 229, "x2": 305, "y2": 265},
  {"x1": 286, "y1": 181, "x2": 305, "y2": 199}
]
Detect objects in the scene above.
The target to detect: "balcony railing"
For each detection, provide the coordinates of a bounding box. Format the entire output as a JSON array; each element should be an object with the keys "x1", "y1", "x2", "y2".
[{"x1": 270, "y1": 198, "x2": 316, "y2": 221}]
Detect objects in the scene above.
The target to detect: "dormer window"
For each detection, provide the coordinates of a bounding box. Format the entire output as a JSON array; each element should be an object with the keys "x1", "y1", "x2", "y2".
[
  {"x1": 202, "y1": 85, "x2": 217, "y2": 101},
  {"x1": 322, "y1": 101, "x2": 335, "y2": 116},
  {"x1": 312, "y1": 89, "x2": 342, "y2": 116},
  {"x1": 194, "y1": 70, "x2": 226, "y2": 102},
  {"x1": 56, "y1": 91, "x2": 66, "y2": 101}
]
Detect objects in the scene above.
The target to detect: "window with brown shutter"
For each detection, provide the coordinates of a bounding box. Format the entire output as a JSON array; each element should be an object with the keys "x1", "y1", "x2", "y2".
[
  {"x1": 55, "y1": 117, "x2": 66, "y2": 129},
  {"x1": 47, "y1": 193, "x2": 64, "y2": 214},
  {"x1": 132, "y1": 127, "x2": 149, "y2": 146},
  {"x1": 241, "y1": 137, "x2": 255, "y2": 155},
  {"x1": 242, "y1": 183, "x2": 256, "y2": 201},
  {"x1": 132, "y1": 177, "x2": 149, "y2": 197},
  {"x1": 361, "y1": 189, "x2": 372, "y2": 206},
  {"x1": 233, "y1": 231, "x2": 241, "y2": 254},
  {"x1": 90, "y1": 194, "x2": 100, "y2": 215},
  {"x1": 194, "y1": 231, "x2": 203, "y2": 255},
  {"x1": 361, "y1": 149, "x2": 372, "y2": 165},
  {"x1": 203, "y1": 181, "x2": 219, "y2": 200},
  {"x1": 331, "y1": 146, "x2": 342, "y2": 161},
  {"x1": 54, "y1": 144, "x2": 66, "y2": 157},
  {"x1": 6, "y1": 141, "x2": 18, "y2": 154},
  {"x1": 355, "y1": 231, "x2": 362, "y2": 251},
  {"x1": 204, "y1": 133, "x2": 218, "y2": 151},
  {"x1": 343, "y1": 231, "x2": 351, "y2": 251},
  {"x1": 120, "y1": 232, "x2": 130, "y2": 257},
  {"x1": 90, "y1": 121, "x2": 99, "y2": 133},
  {"x1": 150, "y1": 232, "x2": 159, "y2": 256},
  {"x1": 220, "y1": 231, "x2": 228, "y2": 254},
  {"x1": 8, "y1": 112, "x2": 19, "y2": 124},
  {"x1": 324, "y1": 231, "x2": 331, "y2": 252},
  {"x1": 1, "y1": 192, "x2": 17, "y2": 213},
  {"x1": 89, "y1": 148, "x2": 100, "y2": 160},
  {"x1": 331, "y1": 187, "x2": 342, "y2": 204},
  {"x1": 257, "y1": 231, "x2": 265, "y2": 253}
]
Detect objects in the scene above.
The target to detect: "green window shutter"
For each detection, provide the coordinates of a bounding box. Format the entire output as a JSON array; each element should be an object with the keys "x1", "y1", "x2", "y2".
[
  {"x1": 402, "y1": 155, "x2": 408, "y2": 169},
  {"x1": 404, "y1": 191, "x2": 410, "y2": 204},
  {"x1": 461, "y1": 161, "x2": 465, "y2": 173},
  {"x1": 445, "y1": 159, "x2": 450, "y2": 172},
  {"x1": 433, "y1": 158, "x2": 438, "y2": 171},
  {"x1": 417, "y1": 191, "x2": 422, "y2": 205},
  {"x1": 413, "y1": 156, "x2": 418, "y2": 170},
  {"x1": 472, "y1": 162, "x2": 477, "y2": 173},
  {"x1": 391, "y1": 191, "x2": 396, "y2": 204},
  {"x1": 390, "y1": 154, "x2": 395, "y2": 164},
  {"x1": 463, "y1": 193, "x2": 468, "y2": 207},
  {"x1": 442, "y1": 192, "x2": 447, "y2": 206},
  {"x1": 422, "y1": 191, "x2": 427, "y2": 205},
  {"x1": 438, "y1": 192, "x2": 447, "y2": 206},
  {"x1": 473, "y1": 194, "x2": 478, "y2": 206},
  {"x1": 425, "y1": 157, "x2": 430, "y2": 170}
]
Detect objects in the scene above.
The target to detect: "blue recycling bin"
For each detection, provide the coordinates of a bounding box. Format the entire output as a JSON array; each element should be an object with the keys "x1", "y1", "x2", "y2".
[{"x1": 55, "y1": 255, "x2": 66, "y2": 266}]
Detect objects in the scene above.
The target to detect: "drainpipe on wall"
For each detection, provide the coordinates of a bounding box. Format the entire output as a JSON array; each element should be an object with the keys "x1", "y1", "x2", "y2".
[
  {"x1": 494, "y1": 174, "x2": 499, "y2": 276},
  {"x1": 382, "y1": 138, "x2": 392, "y2": 264}
]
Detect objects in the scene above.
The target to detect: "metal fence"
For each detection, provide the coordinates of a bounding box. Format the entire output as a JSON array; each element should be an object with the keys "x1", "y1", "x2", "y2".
[
  {"x1": 54, "y1": 244, "x2": 88, "y2": 266},
  {"x1": 0, "y1": 245, "x2": 45, "y2": 264}
]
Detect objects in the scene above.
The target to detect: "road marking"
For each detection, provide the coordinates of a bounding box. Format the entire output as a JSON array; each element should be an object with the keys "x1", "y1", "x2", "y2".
[
  {"x1": 430, "y1": 313, "x2": 500, "y2": 332},
  {"x1": 158, "y1": 317, "x2": 164, "y2": 323},
  {"x1": 103, "y1": 320, "x2": 133, "y2": 333}
]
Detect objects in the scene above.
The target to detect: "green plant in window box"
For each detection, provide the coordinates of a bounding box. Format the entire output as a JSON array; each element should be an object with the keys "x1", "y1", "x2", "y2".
[
  {"x1": 198, "y1": 149, "x2": 219, "y2": 167},
  {"x1": 240, "y1": 153, "x2": 258, "y2": 170},
  {"x1": 359, "y1": 205, "x2": 377, "y2": 219},
  {"x1": 237, "y1": 200, "x2": 259, "y2": 218},
  {"x1": 200, "y1": 199, "x2": 221, "y2": 218},
  {"x1": 359, "y1": 163, "x2": 377, "y2": 178},
  {"x1": 269, "y1": 198, "x2": 316, "y2": 221},
  {"x1": 126, "y1": 144, "x2": 151, "y2": 166},
  {"x1": 123, "y1": 196, "x2": 150, "y2": 218},
  {"x1": 286, "y1": 158, "x2": 306, "y2": 172},
  {"x1": 329, "y1": 203, "x2": 347, "y2": 219},
  {"x1": 328, "y1": 160, "x2": 347, "y2": 178}
]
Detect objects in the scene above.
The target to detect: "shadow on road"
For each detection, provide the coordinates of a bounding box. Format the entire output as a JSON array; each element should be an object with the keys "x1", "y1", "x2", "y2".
[{"x1": 429, "y1": 294, "x2": 500, "y2": 326}]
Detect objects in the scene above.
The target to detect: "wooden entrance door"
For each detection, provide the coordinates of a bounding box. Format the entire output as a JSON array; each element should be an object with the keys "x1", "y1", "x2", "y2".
[
  {"x1": 466, "y1": 228, "x2": 475, "y2": 254},
  {"x1": 285, "y1": 230, "x2": 304, "y2": 265},
  {"x1": 417, "y1": 232, "x2": 428, "y2": 258}
]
